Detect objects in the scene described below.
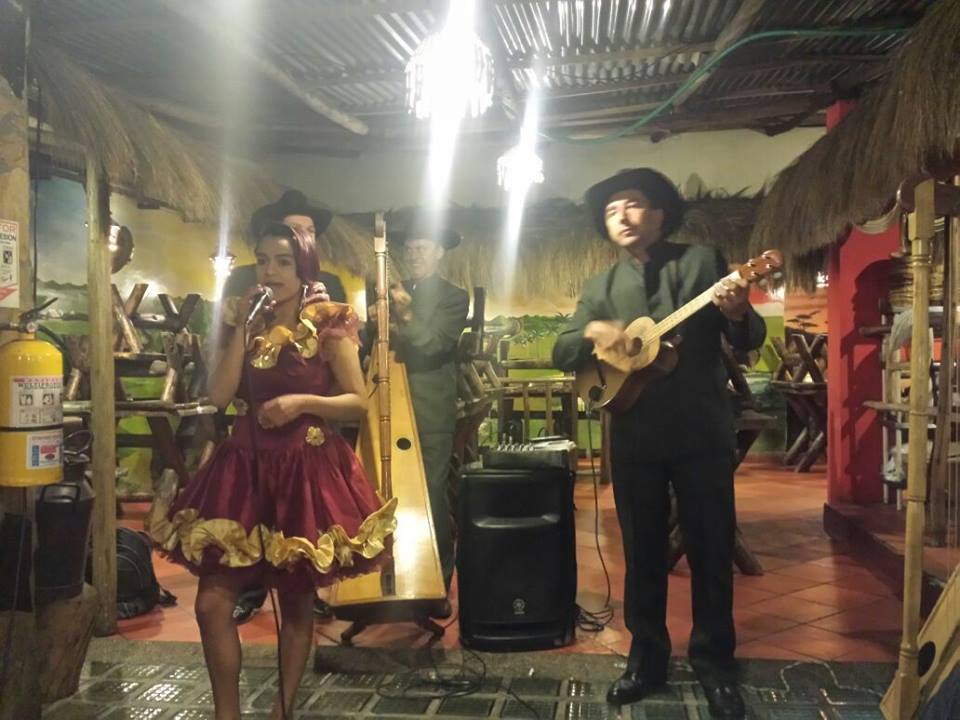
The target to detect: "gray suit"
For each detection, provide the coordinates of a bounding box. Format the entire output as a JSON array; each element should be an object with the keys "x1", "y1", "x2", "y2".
[{"x1": 395, "y1": 274, "x2": 469, "y2": 586}]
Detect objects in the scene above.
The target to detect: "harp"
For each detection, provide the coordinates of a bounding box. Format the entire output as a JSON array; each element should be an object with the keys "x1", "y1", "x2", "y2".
[
  {"x1": 881, "y1": 176, "x2": 960, "y2": 718},
  {"x1": 327, "y1": 212, "x2": 448, "y2": 644}
]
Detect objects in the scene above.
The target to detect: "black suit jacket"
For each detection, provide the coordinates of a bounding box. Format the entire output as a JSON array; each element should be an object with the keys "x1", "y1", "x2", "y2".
[{"x1": 553, "y1": 242, "x2": 767, "y2": 460}]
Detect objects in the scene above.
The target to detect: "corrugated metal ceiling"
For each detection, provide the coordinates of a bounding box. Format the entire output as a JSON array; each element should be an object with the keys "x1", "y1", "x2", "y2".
[{"x1": 31, "y1": 0, "x2": 929, "y2": 146}]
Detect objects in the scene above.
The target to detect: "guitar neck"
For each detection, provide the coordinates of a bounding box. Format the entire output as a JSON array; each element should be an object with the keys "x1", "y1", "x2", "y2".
[{"x1": 646, "y1": 270, "x2": 739, "y2": 341}]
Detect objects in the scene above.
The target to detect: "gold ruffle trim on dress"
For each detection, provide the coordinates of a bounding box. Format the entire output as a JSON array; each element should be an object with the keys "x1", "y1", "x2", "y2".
[
  {"x1": 148, "y1": 496, "x2": 398, "y2": 574},
  {"x1": 250, "y1": 302, "x2": 359, "y2": 369}
]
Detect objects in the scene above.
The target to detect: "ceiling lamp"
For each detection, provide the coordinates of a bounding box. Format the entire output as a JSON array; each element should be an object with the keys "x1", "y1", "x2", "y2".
[
  {"x1": 405, "y1": 27, "x2": 494, "y2": 120},
  {"x1": 497, "y1": 145, "x2": 544, "y2": 193},
  {"x1": 209, "y1": 251, "x2": 236, "y2": 282}
]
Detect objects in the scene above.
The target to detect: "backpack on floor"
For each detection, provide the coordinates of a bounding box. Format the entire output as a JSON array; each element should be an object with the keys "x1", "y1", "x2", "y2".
[{"x1": 89, "y1": 528, "x2": 177, "y2": 619}]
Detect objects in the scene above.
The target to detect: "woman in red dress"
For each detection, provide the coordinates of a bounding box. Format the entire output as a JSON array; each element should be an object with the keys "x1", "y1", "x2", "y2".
[{"x1": 149, "y1": 222, "x2": 395, "y2": 720}]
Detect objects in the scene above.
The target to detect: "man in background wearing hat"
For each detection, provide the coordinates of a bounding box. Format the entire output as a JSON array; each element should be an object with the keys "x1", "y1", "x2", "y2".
[
  {"x1": 223, "y1": 189, "x2": 348, "y2": 624},
  {"x1": 223, "y1": 189, "x2": 347, "y2": 304},
  {"x1": 387, "y1": 217, "x2": 469, "y2": 601},
  {"x1": 552, "y1": 169, "x2": 766, "y2": 719}
]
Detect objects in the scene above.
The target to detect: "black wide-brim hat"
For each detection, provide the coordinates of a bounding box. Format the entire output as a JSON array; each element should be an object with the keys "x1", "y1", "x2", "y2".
[
  {"x1": 250, "y1": 190, "x2": 333, "y2": 238},
  {"x1": 585, "y1": 168, "x2": 685, "y2": 240},
  {"x1": 386, "y1": 211, "x2": 462, "y2": 250}
]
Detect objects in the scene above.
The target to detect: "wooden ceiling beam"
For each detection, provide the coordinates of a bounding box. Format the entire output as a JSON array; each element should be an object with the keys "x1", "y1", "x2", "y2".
[{"x1": 154, "y1": 0, "x2": 369, "y2": 135}]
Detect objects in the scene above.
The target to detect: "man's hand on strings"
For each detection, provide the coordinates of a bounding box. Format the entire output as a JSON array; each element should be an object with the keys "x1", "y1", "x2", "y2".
[
  {"x1": 389, "y1": 284, "x2": 413, "y2": 322},
  {"x1": 584, "y1": 321, "x2": 642, "y2": 356},
  {"x1": 712, "y1": 277, "x2": 750, "y2": 322}
]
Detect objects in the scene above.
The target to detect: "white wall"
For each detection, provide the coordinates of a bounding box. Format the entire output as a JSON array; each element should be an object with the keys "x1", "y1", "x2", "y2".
[{"x1": 268, "y1": 127, "x2": 823, "y2": 213}]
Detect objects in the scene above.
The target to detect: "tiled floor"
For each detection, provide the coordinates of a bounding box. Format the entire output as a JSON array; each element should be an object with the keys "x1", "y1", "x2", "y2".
[
  {"x1": 119, "y1": 459, "x2": 902, "y2": 665},
  {"x1": 44, "y1": 655, "x2": 895, "y2": 719}
]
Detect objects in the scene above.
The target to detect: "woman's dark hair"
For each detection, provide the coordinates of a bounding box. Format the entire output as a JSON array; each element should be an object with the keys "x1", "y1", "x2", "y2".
[{"x1": 256, "y1": 221, "x2": 320, "y2": 284}]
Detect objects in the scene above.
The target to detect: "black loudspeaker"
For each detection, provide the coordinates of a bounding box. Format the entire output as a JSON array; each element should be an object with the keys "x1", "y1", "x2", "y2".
[{"x1": 456, "y1": 466, "x2": 577, "y2": 651}]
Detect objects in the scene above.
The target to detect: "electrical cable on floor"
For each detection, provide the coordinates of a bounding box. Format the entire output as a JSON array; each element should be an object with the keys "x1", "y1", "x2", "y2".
[
  {"x1": 575, "y1": 406, "x2": 615, "y2": 633},
  {"x1": 374, "y1": 646, "x2": 542, "y2": 720},
  {"x1": 374, "y1": 647, "x2": 484, "y2": 701}
]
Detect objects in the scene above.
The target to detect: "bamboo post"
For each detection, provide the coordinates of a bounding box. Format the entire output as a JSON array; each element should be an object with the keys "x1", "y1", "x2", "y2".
[
  {"x1": 893, "y1": 178, "x2": 935, "y2": 719},
  {"x1": 86, "y1": 157, "x2": 117, "y2": 635},
  {"x1": 928, "y1": 184, "x2": 955, "y2": 546},
  {"x1": 373, "y1": 212, "x2": 392, "y2": 500}
]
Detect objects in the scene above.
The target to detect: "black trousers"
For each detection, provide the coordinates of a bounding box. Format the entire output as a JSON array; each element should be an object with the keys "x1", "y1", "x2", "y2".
[{"x1": 610, "y1": 445, "x2": 738, "y2": 685}]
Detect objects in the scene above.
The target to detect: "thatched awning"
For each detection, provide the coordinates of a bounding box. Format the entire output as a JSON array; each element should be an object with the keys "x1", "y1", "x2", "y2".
[
  {"x1": 29, "y1": 41, "x2": 278, "y2": 226},
  {"x1": 28, "y1": 40, "x2": 380, "y2": 280},
  {"x1": 748, "y1": 0, "x2": 960, "y2": 288}
]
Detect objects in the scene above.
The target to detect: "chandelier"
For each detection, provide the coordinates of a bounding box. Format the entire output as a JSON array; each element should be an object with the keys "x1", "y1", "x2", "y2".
[
  {"x1": 209, "y1": 251, "x2": 236, "y2": 281},
  {"x1": 405, "y1": 29, "x2": 495, "y2": 120},
  {"x1": 497, "y1": 145, "x2": 544, "y2": 193}
]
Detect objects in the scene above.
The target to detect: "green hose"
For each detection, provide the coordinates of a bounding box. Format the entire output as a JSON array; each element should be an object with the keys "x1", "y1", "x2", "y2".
[{"x1": 543, "y1": 26, "x2": 908, "y2": 145}]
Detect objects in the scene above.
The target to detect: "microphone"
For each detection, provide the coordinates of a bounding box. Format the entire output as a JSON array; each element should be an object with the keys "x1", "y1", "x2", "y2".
[{"x1": 245, "y1": 286, "x2": 275, "y2": 324}]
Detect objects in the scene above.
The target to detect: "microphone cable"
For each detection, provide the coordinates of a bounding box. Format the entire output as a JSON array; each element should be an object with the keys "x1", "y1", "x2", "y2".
[
  {"x1": 241, "y1": 316, "x2": 290, "y2": 720},
  {"x1": 575, "y1": 400, "x2": 615, "y2": 633}
]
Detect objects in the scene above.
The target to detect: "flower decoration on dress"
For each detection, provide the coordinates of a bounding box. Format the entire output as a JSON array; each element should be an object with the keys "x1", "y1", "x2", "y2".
[
  {"x1": 249, "y1": 302, "x2": 359, "y2": 369},
  {"x1": 305, "y1": 427, "x2": 326, "y2": 447}
]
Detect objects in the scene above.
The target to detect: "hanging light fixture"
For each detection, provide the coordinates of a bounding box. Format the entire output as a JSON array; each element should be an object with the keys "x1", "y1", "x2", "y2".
[
  {"x1": 209, "y1": 251, "x2": 236, "y2": 282},
  {"x1": 497, "y1": 145, "x2": 544, "y2": 193},
  {"x1": 405, "y1": 18, "x2": 494, "y2": 120}
]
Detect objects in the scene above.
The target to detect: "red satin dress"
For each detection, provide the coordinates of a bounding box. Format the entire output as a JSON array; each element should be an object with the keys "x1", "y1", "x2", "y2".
[{"x1": 149, "y1": 302, "x2": 395, "y2": 592}]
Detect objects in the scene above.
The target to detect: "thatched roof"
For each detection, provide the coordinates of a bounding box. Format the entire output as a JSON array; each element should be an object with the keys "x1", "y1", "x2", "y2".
[
  {"x1": 28, "y1": 40, "x2": 382, "y2": 280},
  {"x1": 29, "y1": 41, "x2": 279, "y2": 225},
  {"x1": 749, "y1": 0, "x2": 960, "y2": 287},
  {"x1": 348, "y1": 191, "x2": 759, "y2": 304}
]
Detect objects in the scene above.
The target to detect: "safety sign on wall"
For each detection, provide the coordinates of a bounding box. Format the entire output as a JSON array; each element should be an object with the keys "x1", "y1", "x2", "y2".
[
  {"x1": 0, "y1": 219, "x2": 19, "y2": 309},
  {"x1": 9, "y1": 375, "x2": 63, "y2": 428}
]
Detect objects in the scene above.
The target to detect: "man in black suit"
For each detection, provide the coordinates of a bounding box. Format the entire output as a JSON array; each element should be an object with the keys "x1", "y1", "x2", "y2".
[{"x1": 553, "y1": 169, "x2": 766, "y2": 719}]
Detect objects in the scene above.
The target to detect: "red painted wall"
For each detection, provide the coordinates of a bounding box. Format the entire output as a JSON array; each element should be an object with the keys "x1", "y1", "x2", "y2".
[
  {"x1": 826, "y1": 228, "x2": 900, "y2": 504},
  {"x1": 825, "y1": 99, "x2": 899, "y2": 504}
]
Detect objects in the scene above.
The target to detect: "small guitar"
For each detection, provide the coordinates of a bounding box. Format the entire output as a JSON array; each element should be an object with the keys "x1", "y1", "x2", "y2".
[{"x1": 574, "y1": 250, "x2": 783, "y2": 414}]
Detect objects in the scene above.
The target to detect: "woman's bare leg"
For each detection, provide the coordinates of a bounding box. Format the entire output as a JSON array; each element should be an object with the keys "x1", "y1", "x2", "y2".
[
  {"x1": 196, "y1": 574, "x2": 246, "y2": 720},
  {"x1": 269, "y1": 589, "x2": 315, "y2": 720}
]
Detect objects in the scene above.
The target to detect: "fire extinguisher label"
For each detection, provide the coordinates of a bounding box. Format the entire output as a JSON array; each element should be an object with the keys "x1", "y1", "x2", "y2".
[
  {"x1": 9, "y1": 376, "x2": 63, "y2": 428},
  {"x1": 26, "y1": 430, "x2": 62, "y2": 469}
]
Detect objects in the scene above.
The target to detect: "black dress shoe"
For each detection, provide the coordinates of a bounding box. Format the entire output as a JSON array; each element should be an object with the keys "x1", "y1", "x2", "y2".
[
  {"x1": 232, "y1": 599, "x2": 260, "y2": 625},
  {"x1": 702, "y1": 683, "x2": 746, "y2": 719},
  {"x1": 605, "y1": 671, "x2": 668, "y2": 706}
]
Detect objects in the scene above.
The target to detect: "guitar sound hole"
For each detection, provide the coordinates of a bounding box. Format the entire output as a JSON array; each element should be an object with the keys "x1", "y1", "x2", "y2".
[{"x1": 396, "y1": 437, "x2": 412, "y2": 450}]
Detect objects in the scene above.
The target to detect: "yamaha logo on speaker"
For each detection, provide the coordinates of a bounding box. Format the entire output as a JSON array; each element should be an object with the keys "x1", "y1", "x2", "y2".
[{"x1": 512, "y1": 598, "x2": 526, "y2": 616}]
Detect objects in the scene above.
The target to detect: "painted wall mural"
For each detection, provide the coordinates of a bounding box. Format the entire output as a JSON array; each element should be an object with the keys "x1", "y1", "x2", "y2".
[{"x1": 34, "y1": 176, "x2": 800, "y2": 496}]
